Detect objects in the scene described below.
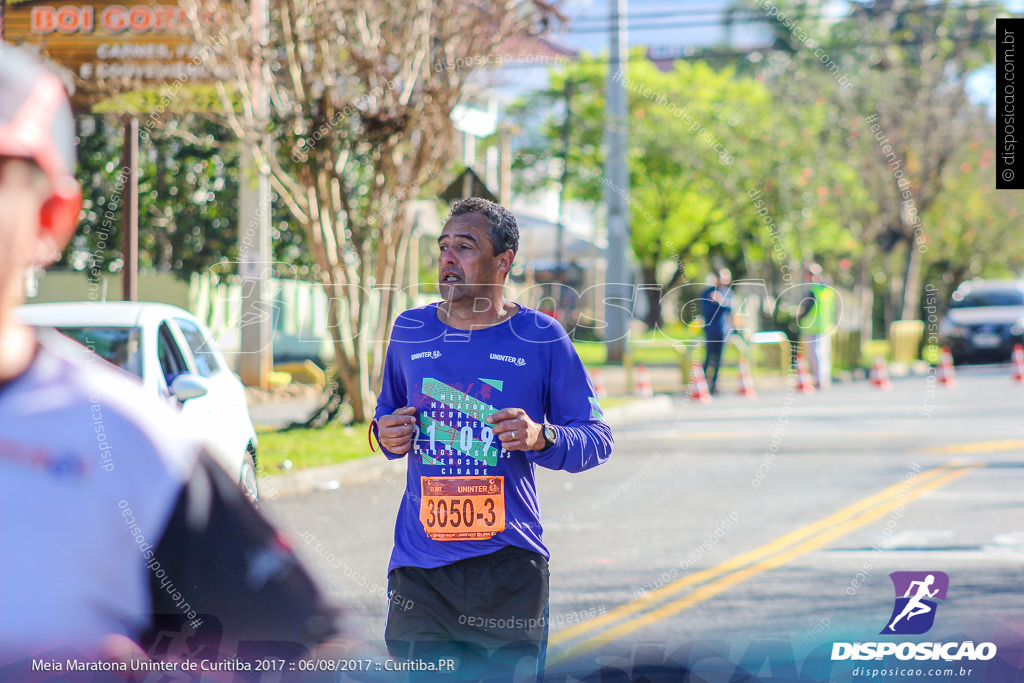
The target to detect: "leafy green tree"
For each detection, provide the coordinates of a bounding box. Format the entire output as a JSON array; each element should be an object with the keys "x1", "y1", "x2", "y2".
[
  {"x1": 510, "y1": 53, "x2": 834, "y2": 329},
  {"x1": 179, "y1": 0, "x2": 559, "y2": 421},
  {"x1": 63, "y1": 114, "x2": 311, "y2": 279},
  {"x1": 923, "y1": 139, "x2": 1024, "y2": 300},
  {"x1": 745, "y1": 0, "x2": 998, "y2": 325}
]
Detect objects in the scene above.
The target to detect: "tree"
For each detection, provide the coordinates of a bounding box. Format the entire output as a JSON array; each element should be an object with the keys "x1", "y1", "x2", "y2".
[
  {"x1": 62, "y1": 114, "x2": 311, "y2": 278},
  {"x1": 923, "y1": 139, "x2": 1024, "y2": 301},
  {"x1": 510, "y1": 53, "x2": 829, "y2": 330},
  {"x1": 746, "y1": 0, "x2": 997, "y2": 323},
  {"x1": 179, "y1": 0, "x2": 560, "y2": 421}
]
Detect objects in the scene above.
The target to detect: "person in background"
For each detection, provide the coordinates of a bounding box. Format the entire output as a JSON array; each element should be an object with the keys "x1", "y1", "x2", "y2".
[
  {"x1": 798, "y1": 263, "x2": 836, "y2": 389},
  {"x1": 699, "y1": 268, "x2": 734, "y2": 395}
]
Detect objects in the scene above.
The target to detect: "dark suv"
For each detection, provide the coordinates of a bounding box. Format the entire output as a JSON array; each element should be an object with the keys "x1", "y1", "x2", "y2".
[{"x1": 940, "y1": 280, "x2": 1024, "y2": 364}]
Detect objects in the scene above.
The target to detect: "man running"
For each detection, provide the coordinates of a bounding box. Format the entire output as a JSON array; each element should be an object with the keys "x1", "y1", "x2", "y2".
[
  {"x1": 887, "y1": 574, "x2": 939, "y2": 632},
  {"x1": 0, "y1": 45, "x2": 344, "y2": 666},
  {"x1": 373, "y1": 197, "x2": 613, "y2": 680}
]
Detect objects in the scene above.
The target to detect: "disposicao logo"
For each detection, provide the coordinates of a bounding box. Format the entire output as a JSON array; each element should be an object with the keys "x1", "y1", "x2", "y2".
[
  {"x1": 831, "y1": 571, "x2": 997, "y2": 662},
  {"x1": 882, "y1": 571, "x2": 948, "y2": 635}
]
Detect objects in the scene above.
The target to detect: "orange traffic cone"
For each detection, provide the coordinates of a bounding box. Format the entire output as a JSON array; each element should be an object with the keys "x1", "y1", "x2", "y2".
[
  {"x1": 870, "y1": 356, "x2": 892, "y2": 390},
  {"x1": 938, "y1": 347, "x2": 957, "y2": 388},
  {"x1": 688, "y1": 360, "x2": 712, "y2": 403},
  {"x1": 634, "y1": 365, "x2": 654, "y2": 398},
  {"x1": 1012, "y1": 344, "x2": 1024, "y2": 383},
  {"x1": 794, "y1": 352, "x2": 815, "y2": 394},
  {"x1": 737, "y1": 356, "x2": 756, "y2": 398},
  {"x1": 591, "y1": 368, "x2": 608, "y2": 399}
]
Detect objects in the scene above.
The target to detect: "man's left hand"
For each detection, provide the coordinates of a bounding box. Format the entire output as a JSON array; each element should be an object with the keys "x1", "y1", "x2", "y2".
[{"x1": 486, "y1": 408, "x2": 545, "y2": 451}]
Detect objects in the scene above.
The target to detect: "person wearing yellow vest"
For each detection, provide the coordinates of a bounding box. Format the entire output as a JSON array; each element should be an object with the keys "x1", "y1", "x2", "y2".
[{"x1": 798, "y1": 264, "x2": 836, "y2": 389}]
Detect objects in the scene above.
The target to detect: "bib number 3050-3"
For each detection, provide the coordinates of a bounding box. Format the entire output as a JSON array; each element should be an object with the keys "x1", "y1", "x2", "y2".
[{"x1": 419, "y1": 476, "x2": 505, "y2": 541}]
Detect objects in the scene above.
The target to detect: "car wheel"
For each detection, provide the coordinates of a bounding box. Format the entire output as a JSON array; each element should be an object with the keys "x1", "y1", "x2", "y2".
[{"x1": 239, "y1": 452, "x2": 260, "y2": 508}]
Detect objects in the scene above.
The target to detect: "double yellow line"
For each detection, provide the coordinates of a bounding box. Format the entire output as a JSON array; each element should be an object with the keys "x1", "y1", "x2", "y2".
[{"x1": 548, "y1": 461, "x2": 979, "y2": 665}]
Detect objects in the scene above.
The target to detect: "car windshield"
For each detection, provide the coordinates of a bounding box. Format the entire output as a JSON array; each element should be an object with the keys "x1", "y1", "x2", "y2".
[
  {"x1": 57, "y1": 327, "x2": 143, "y2": 378},
  {"x1": 950, "y1": 289, "x2": 1024, "y2": 309}
]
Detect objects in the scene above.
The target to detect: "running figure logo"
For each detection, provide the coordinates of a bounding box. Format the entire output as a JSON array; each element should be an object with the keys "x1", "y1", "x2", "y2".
[{"x1": 881, "y1": 571, "x2": 949, "y2": 635}]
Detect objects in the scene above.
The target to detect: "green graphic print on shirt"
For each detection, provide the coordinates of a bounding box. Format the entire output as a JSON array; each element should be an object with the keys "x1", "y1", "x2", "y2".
[{"x1": 415, "y1": 377, "x2": 504, "y2": 467}]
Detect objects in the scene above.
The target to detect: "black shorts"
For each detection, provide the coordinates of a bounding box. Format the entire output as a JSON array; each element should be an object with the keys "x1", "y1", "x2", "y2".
[{"x1": 385, "y1": 545, "x2": 549, "y2": 681}]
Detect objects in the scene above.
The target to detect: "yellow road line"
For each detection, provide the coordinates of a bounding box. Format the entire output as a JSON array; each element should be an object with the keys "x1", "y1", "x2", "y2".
[
  {"x1": 549, "y1": 463, "x2": 978, "y2": 664},
  {"x1": 921, "y1": 439, "x2": 1024, "y2": 455},
  {"x1": 550, "y1": 464, "x2": 950, "y2": 646}
]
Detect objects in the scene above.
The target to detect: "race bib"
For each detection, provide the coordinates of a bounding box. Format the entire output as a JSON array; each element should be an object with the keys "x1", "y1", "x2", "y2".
[{"x1": 419, "y1": 476, "x2": 505, "y2": 541}]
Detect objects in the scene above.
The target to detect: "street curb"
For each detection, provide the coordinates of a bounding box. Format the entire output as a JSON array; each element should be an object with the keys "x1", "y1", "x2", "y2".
[
  {"x1": 602, "y1": 394, "x2": 675, "y2": 424},
  {"x1": 260, "y1": 395, "x2": 676, "y2": 500}
]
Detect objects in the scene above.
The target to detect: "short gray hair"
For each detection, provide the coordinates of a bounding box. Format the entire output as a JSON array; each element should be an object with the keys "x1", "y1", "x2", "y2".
[{"x1": 446, "y1": 197, "x2": 519, "y2": 256}]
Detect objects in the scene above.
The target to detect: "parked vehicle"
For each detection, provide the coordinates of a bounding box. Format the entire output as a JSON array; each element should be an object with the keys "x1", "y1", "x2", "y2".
[
  {"x1": 939, "y1": 280, "x2": 1024, "y2": 365},
  {"x1": 17, "y1": 302, "x2": 260, "y2": 504}
]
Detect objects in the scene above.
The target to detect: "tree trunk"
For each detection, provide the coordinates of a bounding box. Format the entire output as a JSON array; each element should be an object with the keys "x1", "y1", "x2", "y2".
[
  {"x1": 340, "y1": 355, "x2": 366, "y2": 423},
  {"x1": 348, "y1": 274, "x2": 373, "y2": 424},
  {"x1": 321, "y1": 280, "x2": 367, "y2": 424},
  {"x1": 899, "y1": 235, "x2": 924, "y2": 320},
  {"x1": 858, "y1": 253, "x2": 874, "y2": 350},
  {"x1": 640, "y1": 265, "x2": 663, "y2": 330}
]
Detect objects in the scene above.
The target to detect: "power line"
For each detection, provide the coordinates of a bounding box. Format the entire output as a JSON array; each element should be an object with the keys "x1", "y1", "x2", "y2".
[
  {"x1": 569, "y1": 6, "x2": 755, "y2": 23},
  {"x1": 562, "y1": 3, "x2": 1004, "y2": 33},
  {"x1": 495, "y1": 32, "x2": 996, "y2": 69}
]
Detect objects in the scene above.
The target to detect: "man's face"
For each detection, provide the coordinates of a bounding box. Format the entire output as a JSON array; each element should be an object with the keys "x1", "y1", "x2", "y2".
[
  {"x1": 0, "y1": 157, "x2": 49, "y2": 315},
  {"x1": 437, "y1": 212, "x2": 511, "y2": 305}
]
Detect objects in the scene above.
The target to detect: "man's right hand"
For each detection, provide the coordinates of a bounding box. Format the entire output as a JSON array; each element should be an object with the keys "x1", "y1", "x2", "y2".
[{"x1": 378, "y1": 406, "x2": 418, "y2": 454}]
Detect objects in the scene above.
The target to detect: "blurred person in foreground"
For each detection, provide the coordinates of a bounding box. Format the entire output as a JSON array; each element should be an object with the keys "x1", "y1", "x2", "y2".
[
  {"x1": 372, "y1": 198, "x2": 614, "y2": 681},
  {"x1": 699, "y1": 268, "x2": 735, "y2": 395},
  {"x1": 0, "y1": 45, "x2": 346, "y2": 671},
  {"x1": 797, "y1": 263, "x2": 836, "y2": 389}
]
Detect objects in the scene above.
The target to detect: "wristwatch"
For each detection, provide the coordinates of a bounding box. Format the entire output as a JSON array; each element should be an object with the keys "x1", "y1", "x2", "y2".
[{"x1": 542, "y1": 423, "x2": 558, "y2": 450}]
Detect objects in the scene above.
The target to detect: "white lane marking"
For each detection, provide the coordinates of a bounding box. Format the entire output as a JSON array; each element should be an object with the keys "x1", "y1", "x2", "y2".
[{"x1": 924, "y1": 490, "x2": 1024, "y2": 501}]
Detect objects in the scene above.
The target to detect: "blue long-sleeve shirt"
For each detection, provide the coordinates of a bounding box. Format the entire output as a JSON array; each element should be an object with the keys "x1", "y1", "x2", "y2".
[
  {"x1": 374, "y1": 303, "x2": 613, "y2": 572},
  {"x1": 699, "y1": 285, "x2": 734, "y2": 341}
]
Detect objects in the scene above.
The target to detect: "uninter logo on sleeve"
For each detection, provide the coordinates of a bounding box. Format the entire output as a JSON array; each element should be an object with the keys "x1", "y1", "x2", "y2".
[
  {"x1": 411, "y1": 351, "x2": 442, "y2": 361},
  {"x1": 489, "y1": 353, "x2": 526, "y2": 366}
]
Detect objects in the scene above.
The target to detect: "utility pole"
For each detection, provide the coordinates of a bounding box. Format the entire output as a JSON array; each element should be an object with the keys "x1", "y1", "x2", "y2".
[
  {"x1": 237, "y1": 0, "x2": 273, "y2": 388},
  {"x1": 604, "y1": 0, "x2": 631, "y2": 363},
  {"x1": 121, "y1": 115, "x2": 139, "y2": 302},
  {"x1": 556, "y1": 79, "x2": 572, "y2": 276}
]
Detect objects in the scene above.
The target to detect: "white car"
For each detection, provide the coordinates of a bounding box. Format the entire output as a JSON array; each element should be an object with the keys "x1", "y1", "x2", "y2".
[{"x1": 16, "y1": 302, "x2": 260, "y2": 504}]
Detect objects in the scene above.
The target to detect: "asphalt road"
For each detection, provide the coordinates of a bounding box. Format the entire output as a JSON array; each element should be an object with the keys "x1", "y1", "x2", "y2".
[{"x1": 264, "y1": 364, "x2": 1024, "y2": 680}]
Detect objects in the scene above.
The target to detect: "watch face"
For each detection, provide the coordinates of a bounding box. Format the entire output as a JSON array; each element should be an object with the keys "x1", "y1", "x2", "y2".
[{"x1": 544, "y1": 425, "x2": 557, "y2": 444}]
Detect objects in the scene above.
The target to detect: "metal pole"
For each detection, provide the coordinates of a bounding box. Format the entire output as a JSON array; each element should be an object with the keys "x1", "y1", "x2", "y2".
[
  {"x1": 121, "y1": 115, "x2": 138, "y2": 302},
  {"x1": 237, "y1": 0, "x2": 272, "y2": 388},
  {"x1": 500, "y1": 125, "x2": 512, "y2": 206},
  {"x1": 556, "y1": 80, "x2": 572, "y2": 276},
  {"x1": 604, "y1": 0, "x2": 630, "y2": 363}
]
